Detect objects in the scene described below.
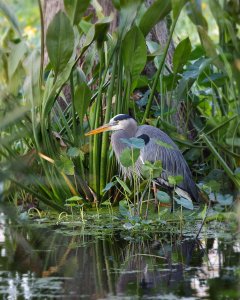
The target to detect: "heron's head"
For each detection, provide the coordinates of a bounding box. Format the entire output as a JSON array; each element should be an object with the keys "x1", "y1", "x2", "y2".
[{"x1": 85, "y1": 114, "x2": 137, "y2": 136}]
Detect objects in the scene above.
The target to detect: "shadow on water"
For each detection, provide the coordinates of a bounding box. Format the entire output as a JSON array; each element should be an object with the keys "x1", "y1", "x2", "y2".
[{"x1": 0, "y1": 205, "x2": 239, "y2": 299}]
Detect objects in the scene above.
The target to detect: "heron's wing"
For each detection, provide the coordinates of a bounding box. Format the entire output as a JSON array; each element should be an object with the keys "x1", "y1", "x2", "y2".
[{"x1": 136, "y1": 125, "x2": 199, "y2": 202}]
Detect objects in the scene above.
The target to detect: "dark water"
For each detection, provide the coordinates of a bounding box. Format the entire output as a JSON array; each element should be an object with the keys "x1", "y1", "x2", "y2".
[{"x1": 0, "y1": 206, "x2": 239, "y2": 300}]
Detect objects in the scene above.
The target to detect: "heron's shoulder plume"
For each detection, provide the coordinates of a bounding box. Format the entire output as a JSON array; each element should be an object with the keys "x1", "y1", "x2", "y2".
[
  {"x1": 113, "y1": 114, "x2": 134, "y2": 121},
  {"x1": 137, "y1": 134, "x2": 150, "y2": 145}
]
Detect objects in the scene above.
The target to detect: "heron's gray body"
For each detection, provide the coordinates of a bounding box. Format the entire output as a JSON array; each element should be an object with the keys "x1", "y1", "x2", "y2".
[{"x1": 111, "y1": 123, "x2": 199, "y2": 202}]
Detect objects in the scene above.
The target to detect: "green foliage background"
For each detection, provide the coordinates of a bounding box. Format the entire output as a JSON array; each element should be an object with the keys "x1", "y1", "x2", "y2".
[{"x1": 0, "y1": 0, "x2": 239, "y2": 211}]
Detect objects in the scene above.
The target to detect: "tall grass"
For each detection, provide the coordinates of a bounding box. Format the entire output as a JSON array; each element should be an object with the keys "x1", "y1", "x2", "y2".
[{"x1": 0, "y1": 0, "x2": 239, "y2": 211}]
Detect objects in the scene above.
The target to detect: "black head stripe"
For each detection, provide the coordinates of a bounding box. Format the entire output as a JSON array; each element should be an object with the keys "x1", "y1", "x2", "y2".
[
  {"x1": 113, "y1": 114, "x2": 133, "y2": 121},
  {"x1": 137, "y1": 134, "x2": 150, "y2": 145}
]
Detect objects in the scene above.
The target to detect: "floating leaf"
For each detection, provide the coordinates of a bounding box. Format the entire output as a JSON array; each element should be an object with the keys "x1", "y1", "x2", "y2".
[{"x1": 174, "y1": 196, "x2": 193, "y2": 210}]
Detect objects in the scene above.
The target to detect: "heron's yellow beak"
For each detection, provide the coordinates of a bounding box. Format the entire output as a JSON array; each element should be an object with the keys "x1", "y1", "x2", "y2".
[{"x1": 85, "y1": 123, "x2": 113, "y2": 136}]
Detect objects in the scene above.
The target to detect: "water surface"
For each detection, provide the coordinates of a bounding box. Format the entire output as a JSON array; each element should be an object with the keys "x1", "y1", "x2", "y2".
[{"x1": 0, "y1": 205, "x2": 239, "y2": 299}]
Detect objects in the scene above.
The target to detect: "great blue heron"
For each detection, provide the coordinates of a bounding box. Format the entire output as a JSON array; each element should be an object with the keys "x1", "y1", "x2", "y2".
[{"x1": 86, "y1": 114, "x2": 199, "y2": 204}]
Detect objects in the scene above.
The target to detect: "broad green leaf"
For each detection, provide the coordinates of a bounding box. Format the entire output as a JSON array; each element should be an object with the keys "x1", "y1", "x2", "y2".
[
  {"x1": 56, "y1": 156, "x2": 74, "y2": 175},
  {"x1": 217, "y1": 194, "x2": 233, "y2": 206},
  {"x1": 122, "y1": 26, "x2": 147, "y2": 80},
  {"x1": 115, "y1": 0, "x2": 143, "y2": 31},
  {"x1": 173, "y1": 37, "x2": 191, "y2": 74},
  {"x1": 139, "y1": 0, "x2": 171, "y2": 37},
  {"x1": 84, "y1": 16, "x2": 112, "y2": 49},
  {"x1": 64, "y1": 0, "x2": 90, "y2": 25},
  {"x1": 141, "y1": 160, "x2": 162, "y2": 178},
  {"x1": 0, "y1": 0, "x2": 21, "y2": 36},
  {"x1": 116, "y1": 177, "x2": 131, "y2": 194},
  {"x1": 154, "y1": 139, "x2": 174, "y2": 149},
  {"x1": 157, "y1": 191, "x2": 171, "y2": 203},
  {"x1": 66, "y1": 196, "x2": 83, "y2": 201},
  {"x1": 67, "y1": 147, "x2": 81, "y2": 158},
  {"x1": 74, "y1": 81, "x2": 92, "y2": 123},
  {"x1": 121, "y1": 137, "x2": 145, "y2": 149},
  {"x1": 46, "y1": 11, "x2": 74, "y2": 76},
  {"x1": 8, "y1": 41, "x2": 27, "y2": 78},
  {"x1": 171, "y1": 0, "x2": 188, "y2": 20},
  {"x1": 168, "y1": 175, "x2": 183, "y2": 186},
  {"x1": 119, "y1": 200, "x2": 131, "y2": 217},
  {"x1": 120, "y1": 148, "x2": 140, "y2": 168},
  {"x1": 102, "y1": 181, "x2": 116, "y2": 193},
  {"x1": 174, "y1": 196, "x2": 193, "y2": 210}
]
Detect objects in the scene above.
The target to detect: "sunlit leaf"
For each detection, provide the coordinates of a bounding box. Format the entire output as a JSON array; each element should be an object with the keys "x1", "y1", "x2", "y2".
[
  {"x1": 168, "y1": 175, "x2": 183, "y2": 186},
  {"x1": 0, "y1": 0, "x2": 21, "y2": 36},
  {"x1": 66, "y1": 196, "x2": 83, "y2": 201}
]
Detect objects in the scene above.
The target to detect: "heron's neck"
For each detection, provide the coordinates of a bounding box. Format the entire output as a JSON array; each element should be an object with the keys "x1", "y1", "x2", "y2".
[{"x1": 111, "y1": 128, "x2": 137, "y2": 157}]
